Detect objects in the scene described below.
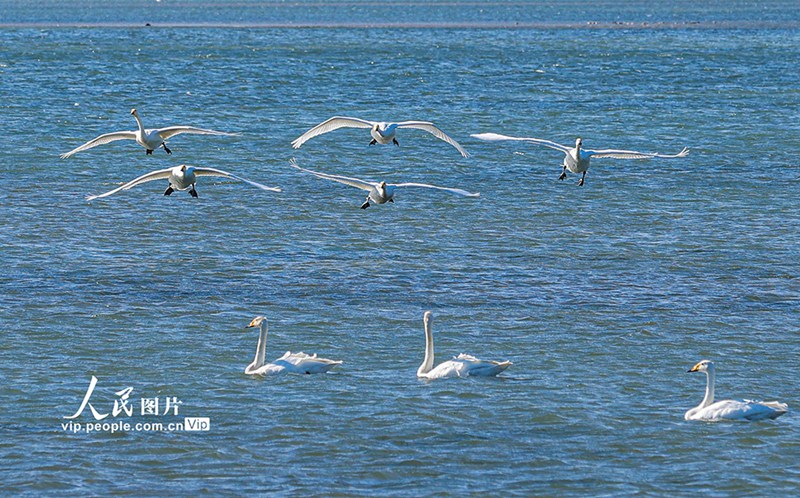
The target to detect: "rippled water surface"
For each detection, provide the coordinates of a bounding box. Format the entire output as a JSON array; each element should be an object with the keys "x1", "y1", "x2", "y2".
[{"x1": 1, "y1": 1, "x2": 799, "y2": 495}]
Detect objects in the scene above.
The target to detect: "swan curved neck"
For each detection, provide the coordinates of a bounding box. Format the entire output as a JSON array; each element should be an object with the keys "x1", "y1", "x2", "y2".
[
  {"x1": 418, "y1": 318, "x2": 434, "y2": 376},
  {"x1": 132, "y1": 111, "x2": 145, "y2": 133},
  {"x1": 701, "y1": 368, "x2": 716, "y2": 408},
  {"x1": 253, "y1": 321, "x2": 268, "y2": 369}
]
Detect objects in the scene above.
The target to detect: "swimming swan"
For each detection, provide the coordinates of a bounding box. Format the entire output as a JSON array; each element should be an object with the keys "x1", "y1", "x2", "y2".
[
  {"x1": 290, "y1": 159, "x2": 479, "y2": 209},
  {"x1": 471, "y1": 132, "x2": 689, "y2": 186},
  {"x1": 62, "y1": 108, "x2": 238, "y2": 158},
  {"x1": 291, "y1": 116, "x2": 469, "y2": 157},
  {"x1": 685, "y1": 360, "x2": 788, "y2": 421},
  {"x1": 86, "y1": 164, "x2": 281, "y2": 200},
  {"x1": 417, "y1": 311, "x2": 511, "y2": 379},
  {"x1": 245, "y1": 316, "x2": 342, "y2": 375}
]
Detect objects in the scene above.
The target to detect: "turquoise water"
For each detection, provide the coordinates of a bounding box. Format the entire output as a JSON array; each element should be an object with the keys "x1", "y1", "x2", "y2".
[{"x1": 1, "y1": 2, "x2": 799, "y2": 495}]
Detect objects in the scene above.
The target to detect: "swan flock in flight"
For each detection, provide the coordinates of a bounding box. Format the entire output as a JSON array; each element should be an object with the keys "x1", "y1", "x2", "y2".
[{"x1": 65, "y1": 108, "x2": 790, "y2": 424}]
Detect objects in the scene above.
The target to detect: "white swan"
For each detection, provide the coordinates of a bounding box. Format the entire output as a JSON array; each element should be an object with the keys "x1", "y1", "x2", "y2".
[
  {"x1": 290, "y1": 159, "x2": 479, "y2": 209},
  {"x1": 244, "y1": 316, "x2": 342, "y2": 375},
  {"x1": 685, "y1": 360, "x2": 788, "y2": 421},
  {"x1": 291, "y1": 116, "x2": 469, "y2": 157},
  {"x1": 471, "y1": 132, "x2": 689, "y2": 186},
  {"x1": 417, "y1": 311, "x2": 511, "y2": 379},
  {"x1": 86, "y1": 164, "x2": 281, "y2": 200},
  {"x1": 61, "y1": 108, "x2": 238, "y2": 158}
]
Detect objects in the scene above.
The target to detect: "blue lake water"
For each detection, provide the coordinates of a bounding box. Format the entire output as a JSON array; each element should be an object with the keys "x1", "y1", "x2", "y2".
[{"x1": 1, "y1": 1, "x2": 799, "y2": 495}]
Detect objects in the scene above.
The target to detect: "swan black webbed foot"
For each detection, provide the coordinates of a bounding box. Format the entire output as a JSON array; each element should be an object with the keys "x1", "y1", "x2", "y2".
[
  {"x1": 146, "y1": 149, "x2": 154, "y2": 155},
  {"x1": 163, "y1": 185, "x2": 174, "y2": 196},
  {"x1": 393, "y1": 138, "x2": 399, "y2": 146},
  {"x1": 360, "y1": 200, "x2": 370, "y2": 209},
  {"x1": 368, "y1": 139, "x2": 377, "y2": 146},
  {"x1": 578, "y1": 172, "x2": 586, "y2": 186},
  {"x1": 162, "y1": 143, "x2": 172, "y2": 155},
  {"x1": 189, "y1": 186, "x2": 198, "y2": 198}
]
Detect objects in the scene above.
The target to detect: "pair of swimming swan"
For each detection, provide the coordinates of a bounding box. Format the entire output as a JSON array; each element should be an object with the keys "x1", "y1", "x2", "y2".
[
  {"x1": 244, "y1": 311, "x2": 512, "y2": 379},
  {"x1": 685, "y1": 360, "x2": 788, "y2": 421}
]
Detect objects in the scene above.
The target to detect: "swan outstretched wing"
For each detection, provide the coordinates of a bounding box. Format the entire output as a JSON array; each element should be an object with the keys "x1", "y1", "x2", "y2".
[
  {"x1": 471, "y1": 133, "x2": 571, "y2": 153},
  {"x1": 86, "y1": 168, "x2": 172, "y2": 201},
  {"x1": 61, "y1": 131, "x2": 137, "y2": 158},
  {"x1": 396, "y1": 121, "x2": 469, "y2": 157},
  {"x1": 393, "y1": 182, "x2": 480, "y2": 197},
  {"x1": 193, "y1": 167, "x2": 282, "y2": 192},
  {"x1": 585, "y1": 146, "x2": 690, "y2": 159},
  {"x1": 290, "y1": 160, "x2": 376, "y2": 191},
  {"x1": 156, "y1": 126, "x2": 239, "y2": 140},
  {"x1": 291, "y1": 116, "x2": 374, "y2": 148}
]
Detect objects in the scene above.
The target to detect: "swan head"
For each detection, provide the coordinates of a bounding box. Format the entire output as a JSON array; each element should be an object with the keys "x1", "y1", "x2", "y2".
[
  {"x1": 130, "y1": 108, "x2": 138, "y2": 116},
  {"x1": 688, "y1": 359, "x2": 714, "y2": 374},
  {"x1": 247, "y1": 316, "x2": 267, "y2": 329},
  {"x1": 575, "y1": 137, "x2": 583, "y2": 149},
  {"x1": 423, "y1": 311, "x2": 432, "y2": 324},
  {"x1": 379, "y1": 181, "x2": 388, "y2": 190}
]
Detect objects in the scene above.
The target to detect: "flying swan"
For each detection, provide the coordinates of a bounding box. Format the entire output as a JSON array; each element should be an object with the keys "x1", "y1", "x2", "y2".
[
  {"x1": 86, "y1": 164, "x2": 281, "y2": 200},
  {"x1": 685, "y1": 360, "x2": 788, "y2": 421},
  {"x1": 61, "y1": 108, "x2": 238, "y2": 158},
  {"x1": 417, "y1": 311, "x2": 512, "y2": 379},
  {"x1": 471, "y1": 132, "x2": 689, "y2": 186},
  {"x1": 290, "y1": 159, "x2": 479, "y2": 209},
  {"x1": 244, "y1": 316, "x2": 342, "y2": 375},
  {"x1": 291, "y1": 116, "x2": 469, "y2": 157}
]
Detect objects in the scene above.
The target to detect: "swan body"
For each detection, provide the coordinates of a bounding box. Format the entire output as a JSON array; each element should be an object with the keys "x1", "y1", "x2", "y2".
[
  {"x1": 471, "y1": 132, "x2": 689, "y2": 186},
  {"x1": 61, "y1": 108, "x2": 238, "y2": 158},
  {"x1": 86, "y1": 164, "x2": 281, "y2": 200},
  {"x1": 417, "y1": 311, "x2": 511, "y2": 380},
  {"x1": 244, "y1": 316, "x2": 342, "y2": 376},
  {"x1": 291, "y1": 116, "x2": 469, "y2": 157},
  {"x1": 290, "y1": 159, "x2": 479, "y2": 209},
  {"x1": 685, "y1": 360, "x2": 788, "y2": 421}
]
